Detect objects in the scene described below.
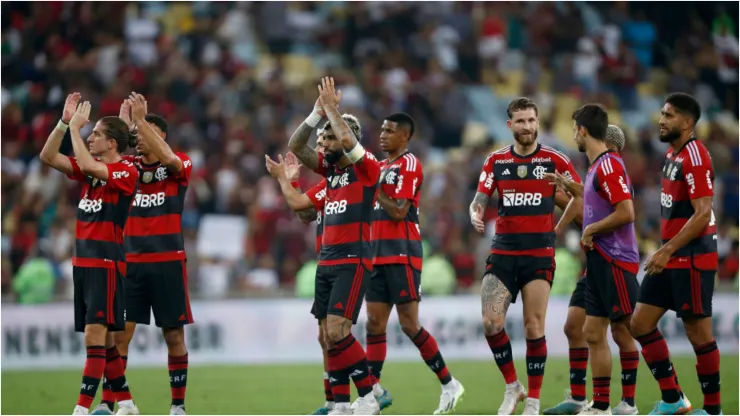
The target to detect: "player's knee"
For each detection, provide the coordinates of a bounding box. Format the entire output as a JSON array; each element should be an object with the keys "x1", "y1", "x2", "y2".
[
  {"x1": 83, "y1": 324, "x2": 107, "y2": 346},
  {"x1": 628, "y1": 313, "x2": 652, "y2": 338},
  {"x1": 563, "y1": 319, "x2": 583, "y2": 342},
  {"x1": 365, "y1": 312, "x2": 387, "y2": 335},
  {"x1": 482, "y1": 315, "x2": 505, "y2": 336},
  {"x1": 317, "y1": 330, "x2": 327, "y2": 350},
  {"x1": 163, "y1": 327, "x2": 187, "y2": 355},
  {"x1": 326, "y1": 319, "x2": 350, "y2": 343},
  {"x1": 523, "y1": 316, "x2": 545, "y2": 339},
  {"x1": 610, "y1": 320, "x2": 635, "y2": 348},
  {"x1": 582, "y1": 323, "x2": 604, "y2": 345},
  {"x1": 682, "y1": 318, "x2": 713, "y2": 346}
]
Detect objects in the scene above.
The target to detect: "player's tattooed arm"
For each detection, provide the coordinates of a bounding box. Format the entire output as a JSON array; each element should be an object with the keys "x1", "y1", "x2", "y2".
[
  {"x1": 469, "y1": 192, "x2": 489, "y2": 233},
  {"x1": 288, "y1": 122, "x2": 320, "y2": 170},
  {"x1": 481, "y1": 274, "x2": 512, "y2": 335},
  {"x1": 129, "y1": 93, "x2": 183, "y2": 173},
  {"x1": 376, "y1": 189, "x2": 412, "y2": 221},
  {"x1": 317, "y1": 77, "x2": 357, "y2": 151},
  {"x1": 296, "y1": 207, "x2": 318, "y2": 224}
]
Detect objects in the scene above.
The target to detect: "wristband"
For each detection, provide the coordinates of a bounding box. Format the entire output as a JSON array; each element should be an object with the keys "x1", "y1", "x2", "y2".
[
  {"x1": 304, "y1": 109, "x2": 322, "y2": 128},
  {"x1": 56, "y1": 119, "x2": 69, "y2": 132},
  {"x1": 290, "y1": 181, "x2": 300, "y2": 189},
  {"x1": 345, "y1": 143, "x2": 366, "y2": 164}
]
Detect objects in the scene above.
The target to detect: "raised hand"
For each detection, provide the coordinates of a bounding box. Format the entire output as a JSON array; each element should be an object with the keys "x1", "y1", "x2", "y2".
[
  {"x1": 265, "y1": 154, "x2": 287, "y2": 179},
  {"x1": 128, "y1": 92, "x2": 147, "y2": 122},
  {"x1": 69, "y1": 101, "x2": 92, "y2": 130},
  {"x1": 62, "y1": 93, "x2": 81, "y2": 124},
  {"x1": 544, "y1": 170, "x2": 570, "y2": 190},
  {"x1": 284, "y1": 152, "x2": 302, "y2": 182},
  {"x1": 119, "y1": 99, "x2": 133, "y2": 129},
  {"x1": 471, "y1": 203, "x2": 486, "y2": 233},
  {"x1": 317, "y1": 77, "x2": 342, "y2": 109}
]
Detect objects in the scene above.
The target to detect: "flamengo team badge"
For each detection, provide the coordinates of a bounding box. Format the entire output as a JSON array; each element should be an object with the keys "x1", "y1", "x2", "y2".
[
  {"x1": 517, "y1": 165, "x2": 527, "y2": 178},
  {"x1": 142, "y1": 171, "x2": 153, "y2": 183}
]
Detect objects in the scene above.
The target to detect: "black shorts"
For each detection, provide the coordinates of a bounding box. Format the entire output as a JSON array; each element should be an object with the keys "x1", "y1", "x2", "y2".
[
  {"x1": 366, "y1": 264, "x2": 421, "y2": 305},
  {"x1": 311, "y1": 264, "x2": 368, "y2": 324},
  {"x1": 585, "y1": 251, "x2": 639, "y2": 321},
  {"x1": 74, "y1": 265, "x2": 126, "y2": 333},
  {"x1": 484, "y1": 254, "x2": 554, "y2": 303},
  {"x1": 638, "y1": 266, "x2": 715, "y2": 319},
  {"x1": 126, "y1": 260, "x2": 194, "y2": 327},
  {"x1": 569, "y1": 274, "x2": 587, "y2": 309}
]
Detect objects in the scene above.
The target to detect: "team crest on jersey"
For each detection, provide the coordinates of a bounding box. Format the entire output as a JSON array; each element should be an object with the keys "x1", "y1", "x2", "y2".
[
  {"x1": 533, "y1": 165, "x2": 547, "y2": 179},
  {"x1": 155, "y1": 166, "x2": 168, "y2": 181},
  {"x1": 517, "y1": 165, "x2": 527, "y2": 178},
  {"x1": 331, "y1": 175, "x2": 339, "y2": 187},
  {"x1": 142, "y1": 171, "x2": 154, "y2": 183}
]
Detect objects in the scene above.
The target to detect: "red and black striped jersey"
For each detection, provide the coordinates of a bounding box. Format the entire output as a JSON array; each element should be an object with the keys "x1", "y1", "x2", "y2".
[
  {"x1": 476, "y1": 144, "x2": 581, "y2": 258},
  {"x1": 370, "y1": 152, "x2": 423, "y2": 270},
  {"x1": 123, "y1": 153, "x2": 193, "y2": 263},
  {"x1": 67, "y1": 157, "x2": 138, "y2": 268},
  {"x1": 312, "y1": 151, "x2": 380, "y2": 269},
  {"x1": 660, "y1": 138, "x2": 717, "y2": 270},
  {"x1": 306, "y1": 178, "x2": 327, "y2": 255}
]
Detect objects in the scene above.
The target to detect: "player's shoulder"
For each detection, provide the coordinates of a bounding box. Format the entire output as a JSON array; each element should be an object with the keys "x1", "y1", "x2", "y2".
[
  {"x1": 400, "y1": 152, "x2": 422, "y2": 173},
  {"x1": 485, "y1": 145, "x2": 513, "y2": 163},
  {"x1": 113, "y1": 158, "x2": 137, "y2": 171},
  {"x1": 680, "y1": 138, "x2": 712, "y2": 167},
  {"x1": 540, "y1": 145, "x2": 572, "y2": 164},
  {"x1": 597, "y1": 154, "x2": 625, "y2": 176}
]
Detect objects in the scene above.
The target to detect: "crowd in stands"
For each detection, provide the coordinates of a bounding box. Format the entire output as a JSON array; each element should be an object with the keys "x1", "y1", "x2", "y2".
[{"x1": 2, "y1": 2, "x2": 738, "y2": 303}]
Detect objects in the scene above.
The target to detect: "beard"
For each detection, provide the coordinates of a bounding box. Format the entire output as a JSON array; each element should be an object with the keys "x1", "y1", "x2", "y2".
[
  {"x1": 659, "y1": 128, "x2": 681, "y2": 143},
  {"x1": 324, "y1": 149, "x2": 343, "y2": 165},
  {"x1": 514, "y1": 129, "x2": 538, "y2": 146},
  {"x1": 577, "y1": 140, "x2": 586, "y2": 152}
]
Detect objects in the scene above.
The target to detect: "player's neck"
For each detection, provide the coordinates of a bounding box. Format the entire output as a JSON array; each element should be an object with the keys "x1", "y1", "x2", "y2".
[
  {"x1": 141, "y1": 153, "x2": 160, "y2": 165},
  {"x1": 99, "y1": 152, "x2": 122, "y2": 164},
  {"x1": 337, "y1": 155, "x2": 351, "y2": 169},
  {"x1": 513, "y1": 142, "x2": 538, "y2": 157},
  {"x1": 387, "y1": 148, "x2": 408, "y2": 161},
  {"x1": 586, "y1": 140, "x2": 609, "y2": 164},
  {"x1": 670, "y1": 132, "x2": 695, "y2": 154}
]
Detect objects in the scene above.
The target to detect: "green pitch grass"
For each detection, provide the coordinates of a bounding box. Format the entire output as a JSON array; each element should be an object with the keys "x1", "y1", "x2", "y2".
[{"x1": 2, "y1": 356, "x2": 738, "y2": 414}]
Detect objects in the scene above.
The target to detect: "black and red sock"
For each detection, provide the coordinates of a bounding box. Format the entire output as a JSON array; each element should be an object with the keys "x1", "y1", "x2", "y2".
[
  {"x1": 411, "y1": 328, "x2": 452, "y2": 385},
  {"x1": 105, "y1": 347, "x2": 132, "y2": 403},
  {"x1": 592, "y1": 376, "x2": 611, "y2": 411},
  {"x1": 526, "y1": 336, "x2": 547, "y2": 399},
  {"x1": 485, "y1": 331, "x2": 518, "y2": 384},
  {"x1": 695, "y1": 340, "x2": 721, "y2": 414},
  {"x1": 168, "y1": 354, "x2": 188, "y2": 408},
  {"x1": 328, "y1": 334, "x2": 373, "y2": 404},
  {"x1": 620, "y1": 351, "x2": 639, "y2": 406},
  {"x1": 636, "y1": 329, "x2": 680, "y2": 403},
  {"x1": 569, "y1": 347, "x2": 589, "y2": 401},
  {"x1": 77, "y1": 346, "x2": 106, "y2": 409},
  {"x1": 366, "y1": 333, "x2": 386, "y2": 382},
  {"x1": 323, "y1": 372, "x2": 334, "y2": 402}
]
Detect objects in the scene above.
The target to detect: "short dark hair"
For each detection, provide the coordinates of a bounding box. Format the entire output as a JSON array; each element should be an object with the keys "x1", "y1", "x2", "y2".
[
  {"x1": 145, "y1": 114, "x2": 168, "y2": 136},
  {"x1": 665, "y1": 92, "x2": 701, "y2": 126},
  {"x1": 384, "y1": 112, "x2": 415, "y2": 140},
  {"x1": 507, "y1": 97, "x2": 539, "y2": 119},
  {"x1": 100, "y1": 116, "x2": 136, "y2": 153},
  {"x1": 572, "y1": 104, "x2": 609, "y2": 140}
]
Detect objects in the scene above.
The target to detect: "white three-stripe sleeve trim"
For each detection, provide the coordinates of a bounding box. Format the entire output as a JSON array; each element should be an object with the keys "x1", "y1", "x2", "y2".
[{"x1": 687, "y1": 141, "x2": 702, "y2": 167}]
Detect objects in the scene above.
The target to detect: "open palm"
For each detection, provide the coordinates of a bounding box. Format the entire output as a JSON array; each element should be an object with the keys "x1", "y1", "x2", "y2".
[{"x1": 62, "y1": 93, "x2": 81, "y2": 123}]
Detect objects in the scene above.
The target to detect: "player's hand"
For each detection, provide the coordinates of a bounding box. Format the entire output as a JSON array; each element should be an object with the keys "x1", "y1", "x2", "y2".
[
  {"x1": 317, "y1": 77, "x2": 342, "y2": 109},
  {"x1": 545, "y1": 170, "x2": 571, "y2": 191},
  {"x1": 581, "y1": 225, "x2": 595, "y2": 249},
  {"x1": 265, "y1": 154, "x2": 287, "y2": 179},
  {"x1": 119, "y1": 99, "x2": 133, "y2": 130},
  {"x1": 62, "y1": 92, "x2": 81, "y2": 124},
  {"x1": 471, "y1": 203, "x2": 485, "y2": 233},
  {"x1": 69, "y1": 101, "x2": 92, "y2": 130},
  {"x1": 128, "y1": 92, "x2": 147, "y2": 122},
  {"x1": 644, "y1": 245, "x2": 671, "y2": 275},
  {"x1": 284, "y1": 151, "x2": 302, "y2": 182}
]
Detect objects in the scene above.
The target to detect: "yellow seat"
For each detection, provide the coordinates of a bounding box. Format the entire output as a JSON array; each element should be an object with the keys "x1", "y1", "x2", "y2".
[
  {"x1": 493, "y1": 70, "x2": 524, "y2": 96},
  {"x1": 283, "y1": 55, "x2": 316, "y2": 88}
]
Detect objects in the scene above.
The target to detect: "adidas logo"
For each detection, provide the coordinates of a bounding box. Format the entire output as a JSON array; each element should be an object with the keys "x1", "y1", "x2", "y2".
[
  {"x1": 179, "y1": 314, "x2": 186, "y2": 321},
  {"x1": 612, "y1": 305, "x2": 620, "y2": 313},
  {"x1": 399, "y1": 289, "x2": 408, "y2": 297},
  {"x1": 96, "y1": 311, "x2": 105, "y2": 318},
  {"x1": 334, "y1": 302, "x2": 344, "y2": 310},
  {"x1": 502, "y1": 169, "x2": 511, "y2": 176}
]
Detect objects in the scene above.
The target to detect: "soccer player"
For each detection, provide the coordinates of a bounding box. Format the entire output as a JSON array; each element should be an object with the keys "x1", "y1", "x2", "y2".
[
  {"x1": 469, "y1": 97, "x2": 581, "y2": 415},
  {"x1": 95, "y1": 93, "x2": 194, "y2": 415},
  {"x1": 364, "y1": 112, "x2": 464, "y2": 414},
  {"x1": 630, "y1": 93, "x2": 720, "y2": 415},
  {"x1": 282, "y1": 77, "x2": 380, "y2": 415},
  {"x1": 543, "y1": 125, "x2": 642, "y2": 416},
  {"x1": 564, "y1": 105, "x2": 640, "y2": 415},
  {"x1": 39, "y1": 93, "x2": 139, "y2": 415}
]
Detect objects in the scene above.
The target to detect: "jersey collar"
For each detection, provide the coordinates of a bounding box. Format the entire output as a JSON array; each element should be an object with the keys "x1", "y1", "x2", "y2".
[
  {"x1": 671, "y1": 137, "x2": 697, "y2": 157},
  {"x1": 511, "y1": 143, "x2": 541, "y2": 159}
]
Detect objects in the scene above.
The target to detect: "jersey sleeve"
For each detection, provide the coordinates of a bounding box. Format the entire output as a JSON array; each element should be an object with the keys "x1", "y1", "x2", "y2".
[
  {"x1": 476, "y1": 153, "x2": 496, "y2": 197},
  {"x1": 392, "y1": 155, "x2": 423, "y2": 200},
  {"x1": 682, "y1": 142, "x2": 714, "y2": 199},
  {"x1": 66, "y1": 156, "x2": 87, "y2": 182},
  {"x1": 595, "y1": 158, "x2": 632, "y2": 206},
  {"x1": 171, "y1": 152, "x2": 193, "y2": 184},
  {"x1": 313, "y1": 152, "x2": 331, "y2": 177},
  {"x1": 354, "y1": 150, "x2": 382, "y2": 185},
  {"x1": 306, "y1": 179, "x2": 327, "y2": 212},
  {"x1": 106, "y1": 160, "x2": 139, "y2": 196},
  {"x1": 556, "y1": 155, "x2": 582, "y2": 184}
]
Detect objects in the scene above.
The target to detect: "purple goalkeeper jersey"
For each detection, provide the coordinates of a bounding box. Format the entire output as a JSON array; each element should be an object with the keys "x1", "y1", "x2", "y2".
[{"x1": 583, "y1": 151, "x2": 639, "y2": 266}]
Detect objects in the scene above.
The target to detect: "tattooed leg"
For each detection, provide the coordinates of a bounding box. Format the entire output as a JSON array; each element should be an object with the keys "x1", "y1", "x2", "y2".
[{"x1": 481, "y1": 273, "x2": 512, "y2": 336}]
